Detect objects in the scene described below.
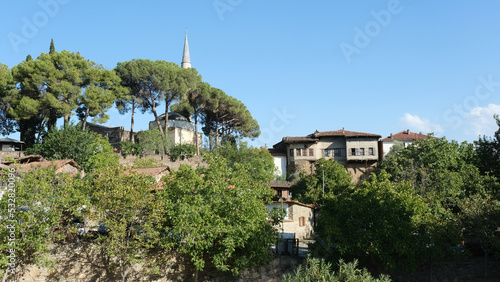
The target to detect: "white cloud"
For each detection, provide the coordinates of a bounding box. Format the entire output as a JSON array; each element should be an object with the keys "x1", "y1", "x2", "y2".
[
  {"x1": 400, "y1": 113, "x2": 443, "y2": 134},
  {"x1": 464, "y1": 103, "x2": 500, "y2": 136}
]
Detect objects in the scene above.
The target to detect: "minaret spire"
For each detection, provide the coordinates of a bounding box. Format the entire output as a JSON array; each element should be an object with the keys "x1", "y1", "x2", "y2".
[{"x1": 181, "y1": 29, "x2": 191, "y2": 69}]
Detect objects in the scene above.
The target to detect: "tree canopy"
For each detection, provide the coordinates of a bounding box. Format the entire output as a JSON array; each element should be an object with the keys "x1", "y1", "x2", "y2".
[
  {"x1": 201, "y1": 86, "x2": 260, "y2": 148},
  {"x1": 114, "y1": 59, "x2": 201, "y2": 136},
  {"x1": 291, "y1": 158, "x2": 352, "y2": 204},
  {"x1": 157, "y1": 153, "x2": 276, "y2": 274},
  {"x1": 25, "y1": 123, "x2": 119, "y2": 172},
  {"x1": 5, "y1": 50, "x2": 123, "y2": 146}
]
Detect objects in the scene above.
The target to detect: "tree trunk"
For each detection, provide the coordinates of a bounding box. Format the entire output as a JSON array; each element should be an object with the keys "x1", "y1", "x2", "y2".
[
  {"x1": 194, "y1": 114, "x2": 199, "y2": 155},
  {"x1": 215, "y1": 120, "x2": 220, "y2": 148},
  {"x1": 82, "y1": 108, "x2": 90, "y2": 131},
  {"x1": 130, "y1": 102, "x2": 135, "y2": 142},
  {"x1": 64, "y1": 115, "x2": 70, "y2": 128},
  {"x1": 164, "y1": 101, "x2": 169, "y2": 138},
  {"x1": 152, "y1": 110, "x2": 164, "y2": 135}
]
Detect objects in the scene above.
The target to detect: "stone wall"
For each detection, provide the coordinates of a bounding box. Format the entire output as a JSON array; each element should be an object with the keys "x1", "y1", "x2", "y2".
[
  {"x1": 11, "y1": 244, "x2": 500, "y2": 281},
  {"x1": 0, "y1": 151, "x2": 24, "y2": 159},
  {"x1": 119, "y1": 154, "x2": 207, "y2": 170},
  {"x1": 12, "y1": 243, "x2": 302, "y2": 282}
]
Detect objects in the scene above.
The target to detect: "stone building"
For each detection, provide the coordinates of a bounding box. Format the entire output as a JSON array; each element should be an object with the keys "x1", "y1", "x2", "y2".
[
  {"x1": 87, "y1": 123, "x2": 133, "y2": 148},
  {"x1": 148, "y1": 112, "x2": 203, "y2": 147},
  {"x1": 272, "y1": 129, "x2": 382, "y2": 182}
]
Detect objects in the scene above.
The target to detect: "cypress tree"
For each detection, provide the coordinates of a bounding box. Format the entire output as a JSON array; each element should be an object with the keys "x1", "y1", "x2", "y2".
[{"x1": 49, "y1": 38, "x2": 55, "y2": 54}]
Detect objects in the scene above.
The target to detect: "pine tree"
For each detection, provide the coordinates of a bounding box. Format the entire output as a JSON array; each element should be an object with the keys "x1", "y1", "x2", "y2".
[{"x1": 26, "y1": 54, "x2": 33, "y2": 61}]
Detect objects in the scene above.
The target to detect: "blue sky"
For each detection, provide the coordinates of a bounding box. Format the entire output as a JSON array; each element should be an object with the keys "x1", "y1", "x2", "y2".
[{"x1": 2, "y1": 0, "x2": 500, "y2": 147}]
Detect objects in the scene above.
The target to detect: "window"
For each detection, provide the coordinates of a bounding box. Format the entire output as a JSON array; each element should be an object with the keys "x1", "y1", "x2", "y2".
[
  {"x1": 350, "y1": 148, "x2": 357, "y2": 156},
  {"x1": 309, "y1": 148, "x2": 314, "y2": 156},
  {"x1": 302, "y1": 148, "x2": 308, "y2": 156},
  {"x1": 322, "y1": 149, "x2": 330, "y2": 157},
  {"x1": 296, "y1": 149, "x2": 301, "y2": 156},
  {"x1": 369, "y1": 147, "x2": 375, "y2": 156},
  {"x1": 299, "y1": 216, "x2": 305, "y2": 227},
  {"x1": 333, "y1": 148, "x2": 341, "y2": 157},
  {"x1": 289, "y1": 149, "x2": 294, "y2": 156},
  {"x1": 359, "y1": 148, "x2": 365, "y2": 156}
]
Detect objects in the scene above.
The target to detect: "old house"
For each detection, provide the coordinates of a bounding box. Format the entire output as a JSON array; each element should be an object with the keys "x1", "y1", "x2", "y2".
[
  {"x1": 0, "y1": 138, "x2": 25, "y2": 159},
  {"x1": 0, "y1": 138, "x2": 25, "y2": 152},
  {"x1": 273, "y1": 129, "x2": 381, "y2": 182},
  {"x1": 266, "y1": 200, "x2": 316, "y2": 240},
  {"x1": 381, "y1": 129, "x2": 434, "y2": 158},
  {"x1": 269, "y1": 181, "x2": 293, "y2": 200}
]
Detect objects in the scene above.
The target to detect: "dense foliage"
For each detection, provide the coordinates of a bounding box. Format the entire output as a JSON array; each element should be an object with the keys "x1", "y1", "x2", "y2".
[
  {"x1": 283, "y1": 256, "x2": 391, "y2": 282},
  {"x1": 1, "y1": 42, "x2": 260, "y2": 151},
  {"x1": 311, "y1": 130, "x2": 500, "y2": 275},
  {"x1": 0, "y1": 167, "x2": 84, "y2": 278},
  {"x1": 4, "y1": 47, "x2": 123, "y2": 146},
  {"x1": 291, "y1": 158, "x2": 352, "y2": 204},
  {"x1": 25, "y1": 124, "x2": 119, "y2": 172},
  {"x1": 157, "y1": 153, "x2": 276, "y2": 274},
  {"x1": 169, "y1": 143, "x2": 196, "y2": 161}
]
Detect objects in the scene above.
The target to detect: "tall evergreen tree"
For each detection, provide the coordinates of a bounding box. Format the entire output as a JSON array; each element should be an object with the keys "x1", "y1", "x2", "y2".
[{"x1": 49, "y1": 38, "x2": 55, "y2": 54}]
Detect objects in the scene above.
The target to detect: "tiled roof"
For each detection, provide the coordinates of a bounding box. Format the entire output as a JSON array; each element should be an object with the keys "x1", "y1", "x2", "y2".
[
  {"x1": 282, "y1": 136, "x2": 319, "y2": 143},
  {"x1": 0, "y1": 138, "x2": 25, "y2": 144},
  {"x1": 381, "y1": 130, "x2": 433, "y2": 142},
  {"x1": 312, "y1": 129, "x2": 381, "y2": 138},
  {"x1": 282, "y1": 129, "x2": 381, "y2": 143},
  {"x1": 269, "y1": 181, "x2": 293, "y2": 188},
  {"x1": 130, "y1": 166, "x2": 170, "y2": 177},
  {"x1": 18, "y1": 159, "x2": 83, "y2": 176}
]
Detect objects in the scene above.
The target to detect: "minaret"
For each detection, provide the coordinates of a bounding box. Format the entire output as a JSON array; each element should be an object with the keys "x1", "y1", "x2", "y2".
[{"x1": 181, "y1": 29, "x2": 191, "y2": 69}]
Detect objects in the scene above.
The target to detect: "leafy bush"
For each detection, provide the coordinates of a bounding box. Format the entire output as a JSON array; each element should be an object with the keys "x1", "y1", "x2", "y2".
[
  {"x1": 282, "y1": 256, "x2": 391, "y2": 282},
  {"x1": 119, "y1": 140, "x2": 143, "y2": 157},
  {"x1": 25, "y1": 123, "x2": 119, "y2": 172},
  {"x1": 169, "y1": 143, "x2": 196, "y2": 161}
]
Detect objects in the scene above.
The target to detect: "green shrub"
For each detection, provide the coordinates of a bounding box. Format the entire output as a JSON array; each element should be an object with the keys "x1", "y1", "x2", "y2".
[
  {"x1": 119, "y1": 140, "x2": 143, "y2": 157},
  {"x1": 25, "y1": 123, "x2": 119, "y2": 172},
  {"x1": 282, "y1": 256, "x2": 391, "y2": 282},
  {"x1": 169, "y1": 143, "x2": 196, "y2": 161}
]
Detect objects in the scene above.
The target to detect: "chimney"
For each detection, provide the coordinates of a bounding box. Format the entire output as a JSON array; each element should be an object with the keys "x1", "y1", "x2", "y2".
[{"x1": 406, "y1": 129, "x2": 410, "y2": 134}]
